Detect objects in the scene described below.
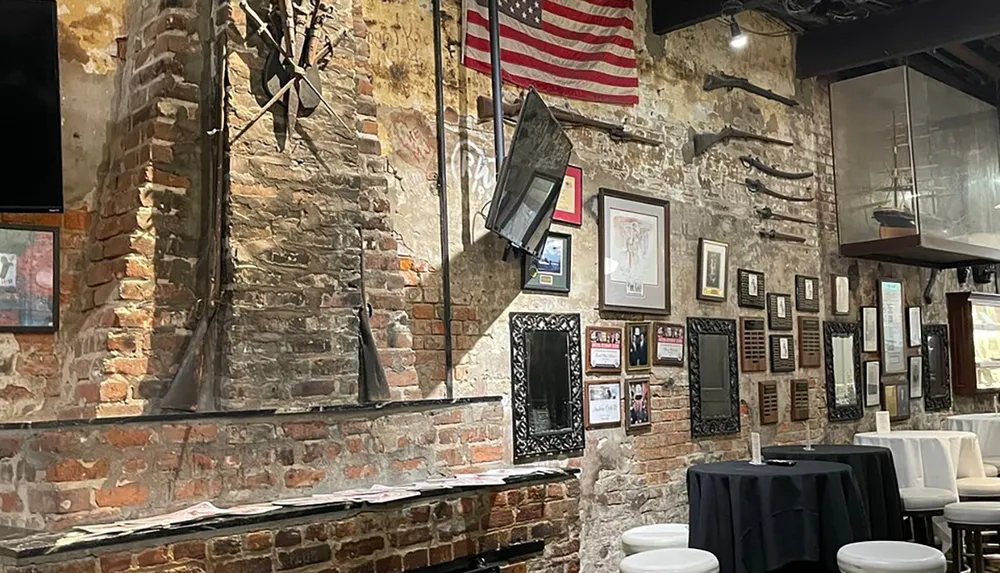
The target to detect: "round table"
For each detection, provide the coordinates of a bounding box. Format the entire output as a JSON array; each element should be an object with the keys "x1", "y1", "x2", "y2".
[
  {"x1": 854, "y1": 431, "x2": 986, "y2": 493},
  {"x1": 947, "y1": 414, "x2": 1000, "y2": 460},
  {"x1": 762, "y1": 444, "x2": 904, "y2": 541},
  {"x1": 687, "y1": 460, "x2": 870, "y2": 573}
]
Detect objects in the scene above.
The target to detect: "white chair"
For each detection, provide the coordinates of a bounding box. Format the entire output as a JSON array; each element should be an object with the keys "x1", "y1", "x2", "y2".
[
  {"x1": 944, "y1": 501, "x2": 1000, "y2": 573},
  {"x1": 899, "y1": 488, "x2": 958, "y2": 546},
  {"x1": 621, "y1": 524, "x2": 689, "y2": 555},
  {"x1": 983, "y1": 463, "x2": 998, "y2": 478},
  {"x1": 836, "y1": 541, "x2": 946, "y2": 573},
  {"x1": 620, "y1": 548, "x2": 719, "y2": 573},
  {"x1": 956, "y1": 477, "x2": 1000, "y2": 501}
]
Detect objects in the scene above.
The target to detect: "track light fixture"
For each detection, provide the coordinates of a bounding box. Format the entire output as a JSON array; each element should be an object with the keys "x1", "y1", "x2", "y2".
[{"x1": 721, "y1": 0, "x2": 747, "y2": 50}]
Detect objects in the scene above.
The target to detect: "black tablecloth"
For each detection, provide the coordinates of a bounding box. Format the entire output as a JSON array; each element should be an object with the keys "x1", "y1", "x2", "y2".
[
  {"x1": 687, "y1": 460, "x2": 871, "y2": 573},
  {"x1": 762, "y1": 444, "x2": 904, "y2": 542}
]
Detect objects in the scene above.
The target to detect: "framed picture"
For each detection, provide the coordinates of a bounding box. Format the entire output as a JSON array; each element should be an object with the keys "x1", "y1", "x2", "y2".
[
  {"x1": 625, "y1": 321, "x2": 652, "y2": 373},
  {"x1": 878, "y1": 279, "x2": 906, "y2": 375},
  {"x1": 864, "y1": 361, "x2": 880, "y2": 407},
  {"x1": 833, "y1": 275, "x2": 850, "y2": 316},
  {"x1": 0, "y1": 225, "x2": 59, "y2": 333},
  {"x1": 652, "y1": 322, "x2": 684, "y2": 366},
  {"x1": 598, "y1": 190, "x2": 670, "y2": 314},
  {"x1": 767, "y1": 293, "x2": 793, "y2": 331},
  {"x1": 625, "y1": 377, "x2": 652, "y2": 430},
  {"x1": 586, "y1": 326, "x2": 622, "y2": 374},
  {"x1": 907, "y1": 307, "x2": 922, "y2": 348},
  {"x1": 697, "y1": 239, "x2": 729, "y2": 302},
  {"x1": 737, "y1": 269, "x2": 765, "y2": 309},
  {"x1": 585, "y1": 381, "x2": 622, "y2": 428},
  {"x1": 861, "y1": 307, "x2": 878, "y2": 353},
  {"x1": 522, "y1": 232, "x2": 571, "y2": 294},
  {"x1": 553, "y1": 165, "x2": 583, "y2": 226},
  {"x1": 795, "y1": 275, "x2": 820, "y2": 313},
  {"x1": 882, "y1": 380, "x2": 910, "y2": 421},
  {"x1": 909, "y1": 355, "x2": 923, "y2": 399}
]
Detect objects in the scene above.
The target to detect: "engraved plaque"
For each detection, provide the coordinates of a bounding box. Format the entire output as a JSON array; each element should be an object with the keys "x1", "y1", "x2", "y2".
[
  {"x1": 798, "y1": 316, "x2": 822, "y2": 368},
  {"x1": 740, "y1": 317, "x2": 767, "y2": 373},
  {"x1": 738, "y1": 269, "x2": 765, "y2": 309},
  {"x1": 767, "y1": 293, "x2": 793, "y2": 331},
  {"x1": 791, "y1": 379, "x2": 810, "y2": 421},
  {"x1": 770, "y1": 334, "x2": 796, "y2": 373},
  {"x1": 759, "y1": 381, "x2": 778, "y2": 425},
  {"x1": 795, "y1": 275, "x2": 820, "y2": 313}
]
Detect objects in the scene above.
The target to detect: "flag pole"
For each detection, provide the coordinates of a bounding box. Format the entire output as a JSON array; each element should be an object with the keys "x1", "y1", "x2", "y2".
[
  {"x1": 432, "y1": 0, "x2": 454, "y2": 399},
  {"x1": 487, "y1": 0, "x2": 505, "y2": 168}
]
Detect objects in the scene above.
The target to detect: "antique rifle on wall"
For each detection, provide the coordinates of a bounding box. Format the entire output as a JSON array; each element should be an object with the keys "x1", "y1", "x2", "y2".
[
  {"x1": 740, "y1": 155, "x2": 813, "y2": 180},
  {"x1": 758, "y1": 229, "x2": 806, "y2": 243},
  {"x1": 476, "y1": 96, "x2": 662, "y2": 146},
  {"x1": 704, "y1": 72, "x2": 799, "y2": 107},
  {"x1": 745, "y1": 178, "x2": 813, "y2": 202},
  {"x1": 693, "y1": 126, "x2": 792, "y2": 157}
]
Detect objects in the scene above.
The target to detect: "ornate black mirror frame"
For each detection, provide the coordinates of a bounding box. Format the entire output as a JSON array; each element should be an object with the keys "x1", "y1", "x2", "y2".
[
  {"x1": 922, "y1": 324, "x2": 952, "y2": 412},
  {"x1": 824, "y1": 321, "x2": 863, "y2": 422},
  {"x1": 509, "y1": 312, "x2": 584, "y2": 461},
  {"x1": 687, "y1": 317, "x2": 739, "y2": 438}
]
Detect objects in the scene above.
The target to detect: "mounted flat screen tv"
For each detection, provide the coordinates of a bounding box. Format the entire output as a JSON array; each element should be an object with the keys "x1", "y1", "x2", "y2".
[
  {"x1": 0, "y1": 0, "x2": 63, "y2": 213},
  {"x1": 485, "y1": 88, "x2": 572, "y2": 258}
]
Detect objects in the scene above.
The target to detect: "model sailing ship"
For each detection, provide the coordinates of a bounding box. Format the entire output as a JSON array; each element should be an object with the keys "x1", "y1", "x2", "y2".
[{"x1": 870, "y1": 112, "x2": 917, "y2": 238}]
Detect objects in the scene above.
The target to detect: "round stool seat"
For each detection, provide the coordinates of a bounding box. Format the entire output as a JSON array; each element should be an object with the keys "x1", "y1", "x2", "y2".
[
  {"x1": 837, "y1": 541, "x2": 946, "y2": 573},
  {"x1": 984, "y1": 463, "x2": 998, "y2": 478},
  {"x1": 899, "y1": 487, "x2": 958, "y2": 512},
  {"x1": 621, "y1": 524, "x2": 689, "y2": 555},
  {"x1": 956, "y1": 477, "x2": 1000, "y2": 498},
  {"x1": 943, "y1": 501, "x2": 1000, "y2": 525},
  {"x1": 620, "y1": 548, "x2": 719, "y2": 573}
]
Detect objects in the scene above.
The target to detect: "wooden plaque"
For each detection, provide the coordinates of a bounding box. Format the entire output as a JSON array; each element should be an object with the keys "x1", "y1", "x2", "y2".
[
  {"x1": 759, "y1": 381, "x2": 778, "y2": 425},
  {"x1": 791, "y1": 379, "x2": 810, "y2": 421},
  {"x1": 767, "y1": 293, "x2": 793, "y2": 331},
  {"x1": 740, "y1": 317, "x2": 767, "y2": 373},
  {"x1": 738, "y1": 269, "x2": 765, "y2": 309},
  {"x1": 770, "y1": 334, "x2": 796, "y2": 373},
  {"x1": 798, "y1": 316, "x2": 822, "y2": 368},
  {"x1": 795, "y1": 275, "x2": 820, "y2": 313}
]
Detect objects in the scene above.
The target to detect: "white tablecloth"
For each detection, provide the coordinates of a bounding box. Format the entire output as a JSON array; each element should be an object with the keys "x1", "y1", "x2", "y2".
[
  {"x1": 947, "y1": 414, "x2": 1000, "y2": 460},
  {"x1": 854, "y1": 430, "x2": 986, "y2": 492}
]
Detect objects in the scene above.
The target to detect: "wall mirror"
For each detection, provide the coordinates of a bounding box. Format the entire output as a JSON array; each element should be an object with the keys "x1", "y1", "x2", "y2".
[
  {"x1": 923, "y1": 324, "x2": 952, "y2": 411},
  {"x1": 509, "y1": 312, "x2": 584, "y2": 461},
  {"x1": 824, "y1": 321, "x2": 863, "y2": 421},
  {"x1": 688, "y1": 317, "x2": 739, "y2": 438}
]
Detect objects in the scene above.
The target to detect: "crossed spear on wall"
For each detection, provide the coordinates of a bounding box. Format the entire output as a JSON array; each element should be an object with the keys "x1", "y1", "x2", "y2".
[{"x1": 231, "y1": 0, "x2": 349, "y2": 144}]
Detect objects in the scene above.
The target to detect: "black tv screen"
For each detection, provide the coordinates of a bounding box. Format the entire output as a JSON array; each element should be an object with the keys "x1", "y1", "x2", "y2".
[
  {"x1": 485, "y1": 88, "x2": 572, "y2": 258},
  {"x1": 0, "y1": 0, "x2": 63, "y2": 213}
]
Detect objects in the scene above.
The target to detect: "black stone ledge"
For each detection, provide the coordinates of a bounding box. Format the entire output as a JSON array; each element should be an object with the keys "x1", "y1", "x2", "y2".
[
  {"x1": 0, "y1": 396, "x2": 503, "y2": 431},
  {"x1": 0, "y1": 470, "x2": 580, "y2": 564}
]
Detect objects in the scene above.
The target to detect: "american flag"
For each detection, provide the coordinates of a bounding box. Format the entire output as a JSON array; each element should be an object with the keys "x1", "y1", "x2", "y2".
[{"x1": 462, "y1": 0, "x2": 639, "y2": 106}]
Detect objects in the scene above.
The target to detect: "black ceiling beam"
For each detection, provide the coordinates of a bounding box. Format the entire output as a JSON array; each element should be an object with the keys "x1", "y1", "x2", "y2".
[
  {"x1": 651, "y1": 0, "x2": 769, "y2": 35},
  {"x1": 943, "y1": 44, "x2": 1000, "y2": 81},
  {"x1": 797, "y1": 0, "x2": 1000, "y2": 78}
]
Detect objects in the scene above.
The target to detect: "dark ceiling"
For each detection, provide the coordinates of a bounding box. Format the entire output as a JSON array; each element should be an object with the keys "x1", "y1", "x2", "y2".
[{"x1": 651, "y1": 0, "x2": 1000, "y2": 104}]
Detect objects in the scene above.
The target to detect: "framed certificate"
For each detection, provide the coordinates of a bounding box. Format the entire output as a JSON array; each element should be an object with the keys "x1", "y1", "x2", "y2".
[
  {"x1": 878, "y1": 279, "x2": 906, "y2": 375},
  {"x1": 585, "y1": 326, "x2": 622, "y2": 374}
]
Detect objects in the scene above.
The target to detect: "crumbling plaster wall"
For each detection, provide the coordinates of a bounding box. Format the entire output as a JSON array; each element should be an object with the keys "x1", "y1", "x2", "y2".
[{"x1": 363, "y1": 2, "x2": 980, "y2": 571}]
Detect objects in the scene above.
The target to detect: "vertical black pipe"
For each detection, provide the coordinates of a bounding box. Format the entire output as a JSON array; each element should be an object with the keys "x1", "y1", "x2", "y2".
[
  {"x1": 432, "y1": 0, "x2": 454, "y2": 399},
  {"x1": 487, "y1": 0, "x2": 505, "y2": 167}
]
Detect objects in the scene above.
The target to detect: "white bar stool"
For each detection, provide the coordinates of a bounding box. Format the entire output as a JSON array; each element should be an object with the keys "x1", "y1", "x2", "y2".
[
  {"x1": 837, "y1": 541, "x2": 946, "y2": 573},
  {"x1": 983, "y1": 464, "x2": 998, "y2": 478},
  {"x1": 620, "y1": 548, "x2": 719, "y2": 573},
  {"x1": 621, "y1": 524, "x2": 689, "y2": 555},
  {"x1": 944, "y1": 501, "x2": 1000, "y2": 573},
  {"x1": 899, "y1": 488, "x2": 958, "y2": 546},
  {"x1": 956, "y1": 478, "x2": 1000, "y2": 501}
]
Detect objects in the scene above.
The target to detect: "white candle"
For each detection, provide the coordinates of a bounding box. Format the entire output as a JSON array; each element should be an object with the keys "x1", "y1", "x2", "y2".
[
  {"x1": 876, "y1": 411, "x2": 891, "y2": 434},
  {"x1": 805, "y1": 420, "x2": 813, "y2": 450},
  {"x1": 750, "y1": 432, "x2": 763, "y2": 465}
]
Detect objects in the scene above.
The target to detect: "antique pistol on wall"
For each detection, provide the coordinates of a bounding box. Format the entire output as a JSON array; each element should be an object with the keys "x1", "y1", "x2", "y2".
[
  {"x1": 476, "y1": 96, "x2": 662, "y2": 146},
  {"x1": 704, "y1": 72, "x2": 799, "y2": 107},
  {"x1": 693, "y1": 126, "x2": 793, "y2": 157}
]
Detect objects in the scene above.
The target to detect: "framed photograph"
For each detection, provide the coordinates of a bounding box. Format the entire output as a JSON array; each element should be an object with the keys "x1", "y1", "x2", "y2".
[
  {"x1": 878, "y1": 279, "x2": 907, "y2": 375},
  {"x1": 767, "y1": 293, "x2": 793, "y2": 331},
  {"x1": 553, "y1": 165, "x2": 583, "y2": 226},
  {"x1": 586, "y1": 326, "x2": 622, "y2": 374},
  {"x1": 625, "y1": 377, "x2": 652, "y2": 430},
  {"x1": 521, "y1": 232, "x2": 571, "y2": 294},
  {"x1": 652, "y1": 322, "x2": 684, "y2": 367},
  {"x1": 697, "y1": 239, "x2": 729, "y2": 302},
  {"x1": 861, "y1": 307, "x2": 878, "y2": 353},
  {"x1": 907, "y1": 307, "x2": 922, "y2": 348},
  {"x1": 625, "y1": 321, "x2": 652, "y2": 373},
  {"x1": 864, "y1": 361, "x2": 880, "y2": 407},
  {"x1": 909, "y1": 355, "x2": 923, "y2": 399},
  {"x1": 598, "y1": 189, "x2": 670, "y2": 314},
  {"x1": 795, "y1": 275, "x2": 820, "y2": 313},
  {"x1": 882, "y1": 380, "x2": 911, "y2": 421},
  {"x1": 737, "y1": 269, "x2": 765, "y2": 309},
  {"x1": 833, "y1": 275, "x2": 850, "y2": 316},
  {"x1": 585, "y1": 381, "x2": 622, "y2": 428},
  {"x1": 0, "y1": 225, "x2": 59, "y2": 333}
]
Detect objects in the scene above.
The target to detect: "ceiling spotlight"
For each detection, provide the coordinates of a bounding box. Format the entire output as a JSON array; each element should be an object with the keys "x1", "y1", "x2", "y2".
[{"x1": 729, "y1": 18, "x2": 748, "y2": 49}]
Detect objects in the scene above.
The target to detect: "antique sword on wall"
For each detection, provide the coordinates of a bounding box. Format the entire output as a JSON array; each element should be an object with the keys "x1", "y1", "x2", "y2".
[
  {"x1": 745, "y1": 178, "x2": 813, "y2": 202},
  {"x1": 756, "y1": 206, "x2": 815, "y2": 226}
]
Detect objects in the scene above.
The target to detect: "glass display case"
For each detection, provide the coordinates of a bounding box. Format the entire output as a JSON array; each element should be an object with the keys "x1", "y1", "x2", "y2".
[
  {"x1": 831, "y1": 66, "x2": 1000, "y2": 267},
  {"x1": 948, "y1": 291, "x2": 1000, "y2": 395}
]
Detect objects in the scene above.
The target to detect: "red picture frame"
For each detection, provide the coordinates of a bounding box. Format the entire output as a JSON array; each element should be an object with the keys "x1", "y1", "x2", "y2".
[{"x1": 553, "y1": 165, "x2": 583, "y2": 226}]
